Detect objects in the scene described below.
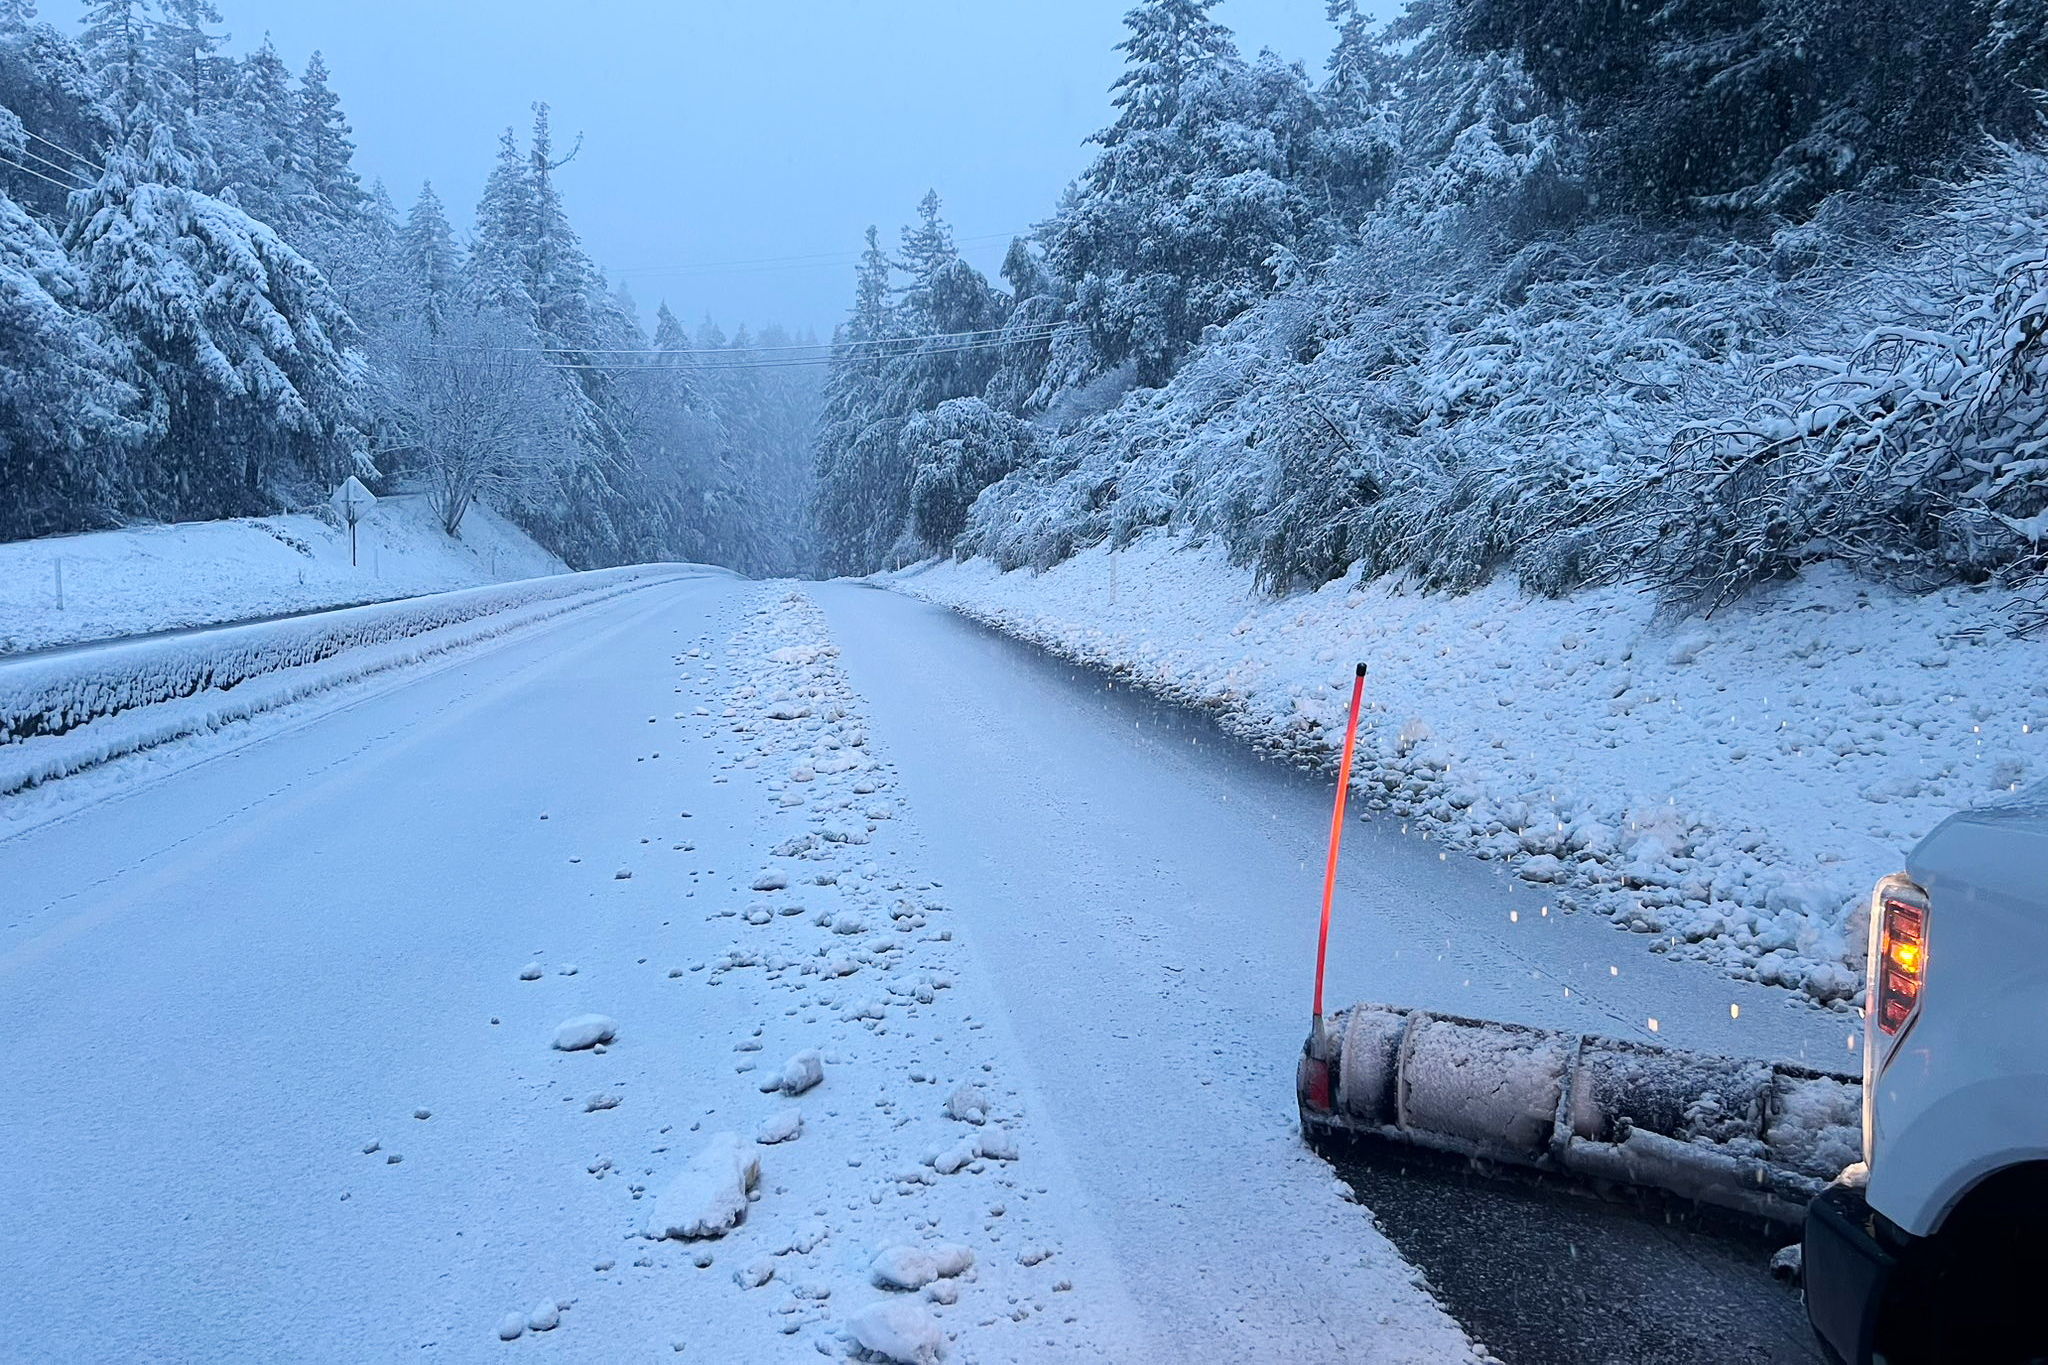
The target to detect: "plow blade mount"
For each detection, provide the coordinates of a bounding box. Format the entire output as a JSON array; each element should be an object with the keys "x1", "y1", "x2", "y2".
[{"x1": 1299, "y1": 1004, "x2": 1863, "y2": 1229}]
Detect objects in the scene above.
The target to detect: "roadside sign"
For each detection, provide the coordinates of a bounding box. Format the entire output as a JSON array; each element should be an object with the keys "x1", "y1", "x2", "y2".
[{"x1": 329, "y1": 476, "x2": 377, "y2": 566}]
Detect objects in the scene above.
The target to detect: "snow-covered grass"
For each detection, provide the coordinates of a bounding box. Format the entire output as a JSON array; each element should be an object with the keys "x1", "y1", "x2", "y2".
[
  {"x1": 0, "y1": 495, "x2": 566, "y2": 655},
  {"x1": 894, "y1": 535, "x2": 2048, "y2": 1007},
  {"x1": 0, "y1": 564, "x2": 700, "y2": 796}
]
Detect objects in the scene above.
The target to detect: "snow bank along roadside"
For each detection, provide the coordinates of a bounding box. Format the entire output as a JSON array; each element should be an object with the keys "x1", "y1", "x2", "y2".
[
  {"x1": 893, "y1": 536, "x2": 2047, "y2": 1009},
  {"x1": 636, "y1": 588, "x2": 1109, "y2": 1362},
  {"x1": 0, "y1": 565, "x2": 702, "y2": 797},
  {"x1": 0, "y1": 497, "x2": 567, "y2": 656}
]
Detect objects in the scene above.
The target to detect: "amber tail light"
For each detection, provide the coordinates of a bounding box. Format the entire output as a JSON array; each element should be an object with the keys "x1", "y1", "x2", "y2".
[{"x1": 1874, "y1": 877, "x2": 1928, "y2": 1037}]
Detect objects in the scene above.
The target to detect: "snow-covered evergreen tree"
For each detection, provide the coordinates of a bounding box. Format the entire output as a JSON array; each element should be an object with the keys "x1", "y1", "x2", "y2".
[
  {"x1": 0, "y1": 15, "x2": 111, "y2": 220},
  {"x1": 65, "y1": 107, "x2": 363, "y2": 517},
  {"x1": 814, "y1": 225, "x2": 900, "y2": 575},
  {"x1": 1452, "y1": 0, "x2": 1990, "y2": 216},
  {"x1": 903, "y1": 398, "x2": 1037, "y2": 553},
  {"x1": 522, "y1": 103, "x2": 598, "y2": 356},
  {"x1": 219, "y1": 35, "x2": 298, "y2": 227},
  {"x1": 1096, "y1": 0, "x2": 1237, "y2": 146},
  {"x1": 0, "y1": 8, "x2": 817, "y2": 565},
  {"x1": 811, "y1": 191, "x2": 1014, "y2": 570},
  {"x1": 150, "y1": 0, "x2": 222, "y2": 114},
  {"x1": 294, "y1": 51, "x2": 358, "y2": 222},
  {"x1": 77, "y1": 0, "x2": 154, "y2": 108},
  {"x1": 466, "y1": 125, "x2": 534, "y2": 323},
  {"x1": 1047, "y1": 33, "x2": 1331, "y2": 387},
  {"x1": 0, "y1": 155, "x2": 139, "y2": 539},
  {"x1": 1322, "y1": 0, "x2": 1388, "y2": 114},
  {"x1": 399, "y1": 180, "x2": 455, "y2": 337},
  {"x1": 651, "y1": 299, "x2": 689, "y2": 365}
]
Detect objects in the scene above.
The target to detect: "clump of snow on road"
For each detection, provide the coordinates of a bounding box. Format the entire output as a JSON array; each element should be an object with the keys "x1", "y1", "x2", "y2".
[
  {"x1": 601, "y1": 588, "x2": 1123, "y2": 1360},
  {"x1": 943, "y1": 1085, "x2": 987, "y2": 1125},
  {"x1": 551, "y1": 1014, "x2": 617, "y2": 1051},
  {"x1": 846, "y1": 1299, "x2": 945, "y2": 1364},
  {"x1": 758, "y1": 1047, "x2": 823, "y2": 1095},
  {"x1": 756, "y1": 1108, "x2": 803, "y2": 1144},
  {"x1": 898, "y1": 536, "x2": 2048, "y2": 1006},
  {"x1": 644, "y1": 1132, "x2": 761, "y2": 1241},
  {"x1": 870, "y1": 1243, "x2": 974, "y2": 1290}
]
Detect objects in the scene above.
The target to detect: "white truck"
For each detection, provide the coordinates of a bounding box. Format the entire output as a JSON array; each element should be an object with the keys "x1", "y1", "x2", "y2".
[{"x1": 1802, "y1": 793, "x2": 2048, "y2": 1363}]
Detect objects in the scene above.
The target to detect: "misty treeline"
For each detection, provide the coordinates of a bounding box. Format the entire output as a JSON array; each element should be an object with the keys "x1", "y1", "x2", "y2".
[
  {"x1": 0, "y1": 2, "x2": 816, "y2": 575},
  {"x1": 816, "y1": 0, "x2": 2048, "y2": 612}
]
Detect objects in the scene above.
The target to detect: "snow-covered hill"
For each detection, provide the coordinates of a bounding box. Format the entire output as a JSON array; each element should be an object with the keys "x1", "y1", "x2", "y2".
[
  {"x1": 894, "y1": 536, "x2": 2048, "y2": 1009},
  {"x1": 0, "y1": 496, "x2": 567, "y2": 655}
]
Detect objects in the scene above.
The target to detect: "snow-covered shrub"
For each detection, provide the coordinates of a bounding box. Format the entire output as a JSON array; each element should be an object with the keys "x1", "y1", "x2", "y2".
[
  {"x1": 902, "y1": 399, "x2": 1038, "y2": 554},
  {"x1": 1623, "y1": 153, "x2": 2048, "y2": 608}
]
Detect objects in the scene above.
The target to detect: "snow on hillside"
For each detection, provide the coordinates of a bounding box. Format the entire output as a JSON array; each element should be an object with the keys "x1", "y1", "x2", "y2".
[
  {"x1": 0, "y1": 496, "x2": 567, "y2": 656},
  {"x1": 894, "y1": 536, "x2": 2048, "y2": 1008}
]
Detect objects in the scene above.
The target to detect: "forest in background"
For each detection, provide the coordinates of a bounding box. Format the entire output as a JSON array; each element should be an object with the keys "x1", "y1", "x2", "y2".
[
  {"x1": 0, "y1": 1, "x2": 818, "y2": 576},
  {"x1": 816, "y1": 0, "x2": 2048, "y2": 618}
]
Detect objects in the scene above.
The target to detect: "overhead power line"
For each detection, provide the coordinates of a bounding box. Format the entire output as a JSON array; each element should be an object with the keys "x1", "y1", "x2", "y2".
[
  {"x1": 0, "y1": 150, "x2": 85, "y2": 194},
  {"x1": 544, "y1": 333, "x2": 1057, "y2": 372},
  {"x1": 410, "y1": 326, "x2": 1066, "y2": 374},
  {"x1": 418, "y1": 319, "x2": 1072, "y2": 359},
  {"x1": 9, "y1": 141, "x2": 90, "y2": 186},
  {"x1": 21, "y1": 128, "x2": 102, "y2": 176},
  {"x1": 605, "y1": 229, "x2": 1028, "y2": 279}
]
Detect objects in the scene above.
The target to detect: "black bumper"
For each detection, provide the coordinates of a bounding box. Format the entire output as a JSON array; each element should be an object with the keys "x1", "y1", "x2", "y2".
[{"x1": 1803, "y1": 1184, "x2": 1898, "y2": 1365}]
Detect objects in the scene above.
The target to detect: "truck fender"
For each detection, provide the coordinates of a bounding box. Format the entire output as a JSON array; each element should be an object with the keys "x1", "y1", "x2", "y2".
[{"x1": 1868, "y1": 1074, "x2": 2048, "y2": 1237}]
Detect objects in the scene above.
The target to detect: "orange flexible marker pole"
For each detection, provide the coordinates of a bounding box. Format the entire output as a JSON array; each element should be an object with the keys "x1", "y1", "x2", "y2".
[{"x1": 1311, "y1": 663, "x2": 1368, "y2": 1050}]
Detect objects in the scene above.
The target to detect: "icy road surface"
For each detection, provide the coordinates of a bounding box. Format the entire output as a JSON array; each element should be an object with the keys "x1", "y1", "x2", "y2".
[{"x1": 0, "y1": 576, "x2": 1847, "y2": 1361}]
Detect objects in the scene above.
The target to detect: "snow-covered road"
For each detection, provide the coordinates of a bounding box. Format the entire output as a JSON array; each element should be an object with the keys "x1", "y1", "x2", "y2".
[{"x1": 0, "y1": 575, "x2": 1848, "y2": 1362}]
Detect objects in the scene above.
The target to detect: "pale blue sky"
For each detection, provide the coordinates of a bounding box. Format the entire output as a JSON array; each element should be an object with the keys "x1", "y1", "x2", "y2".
[{"x1": 212, "y1": 1, "x2": 1392, "y2": 335}]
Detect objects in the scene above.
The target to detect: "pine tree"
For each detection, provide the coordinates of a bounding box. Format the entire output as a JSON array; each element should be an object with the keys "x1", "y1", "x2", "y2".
[
  {"x1": 523, "y1": 102, "x2": 596, "y2": 352},
  {"x1": 320, "y1": 176, "x2": 400, "y2": 333},
  {"x1": 0, "y1": 1, "x2": 39, "y2": 35},
  {"x1": 984, "y1": 237, "x2": 1067, "y2": 416},
  {"x1": 1448, "y1": 0, "x2": 1990, "y2": 216},
  {"x1": 1047, "y1": 9, "x2": 1322, "y2": 387},
  {"x1": 78, "y1": 0, "x2": 156, "y2": 110},
  {"x1": 65, "y1": 107, "x2": 362, "y2": 517},
  {"x1": 885, "y1": 191, "x2": 1004, "y2": 414},
  {"x1": 294, "y1": 51, "x2": 359, "y2": 221},
  {"x1": 151, "y1": 0, "x2": 223, "y2": 114},
  {"x1": 1097, "y1": 0, "x2": 1238, "y2": 146},
  {"x1": 897, "y1": 188, "x2": 955, "y2": 324},
  {"x1": 846, "y1": 224, "x2": 892, "y2": 347},
  {"x1": 399, "y1": 180, "x2": 455, "y2": 336},
  {"x1": 0, "y1": 177, "x2": 141, "y2": 539},
  {"x1": 652, "y1": 299, "x2": 689, "y2": 355},
  {"x1": 0, "y1": 18, "x2": 112, "y2": 222},
  {"x1": 212, "y1": 34, "x2": 298, "y2": 228},
  {"x1": 1323, "y1": 0, "x2": 1391, "y2": 115},
  {"x1": 467, "y1": 125, "x2": 535, "y2": 320},
  {"x1": 234, "y1": 36, "x2": 292, "y2": 168},
  {"x1": 648, "y1": 298, "x2": 696, "y2": 424},
  {"x1": 814, "y1": 226, "x2": 900, "y2": 575}
]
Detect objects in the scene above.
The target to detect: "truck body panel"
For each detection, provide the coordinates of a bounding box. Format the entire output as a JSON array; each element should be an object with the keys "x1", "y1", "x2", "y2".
[{"x1": 1881, "y1": 801, "x2": 2048, "y2": 1235}]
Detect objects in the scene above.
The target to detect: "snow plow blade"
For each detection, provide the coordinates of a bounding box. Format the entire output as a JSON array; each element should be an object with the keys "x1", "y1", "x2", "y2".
[{"x1": 1299, "y1": 1004, "x2": 1862, "y2": 1229}]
